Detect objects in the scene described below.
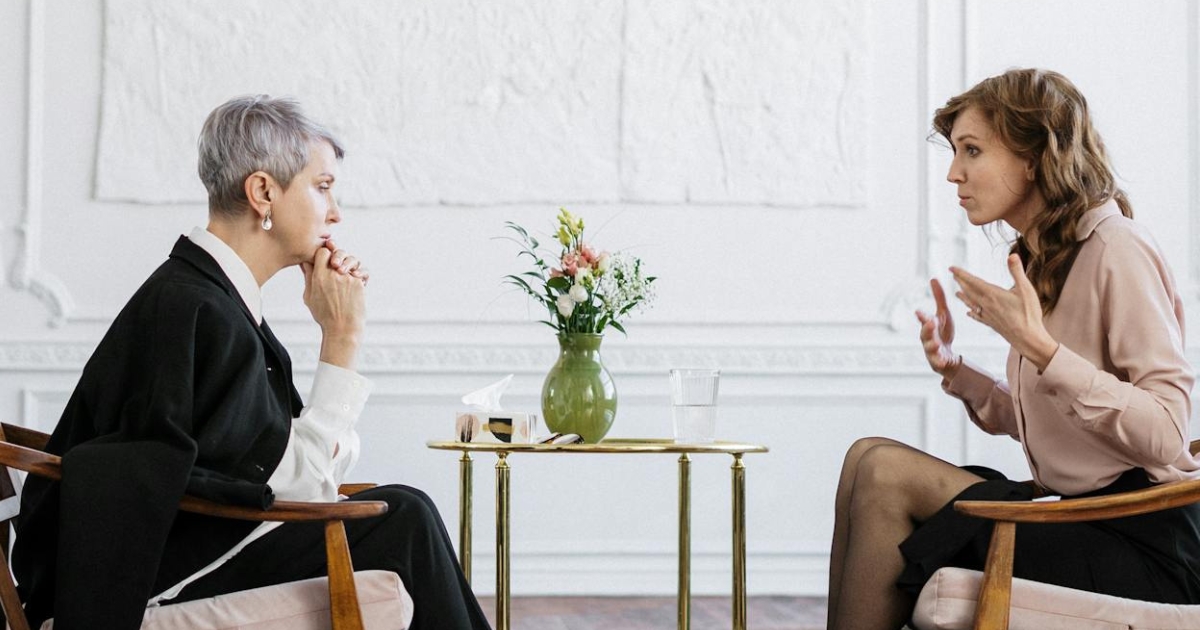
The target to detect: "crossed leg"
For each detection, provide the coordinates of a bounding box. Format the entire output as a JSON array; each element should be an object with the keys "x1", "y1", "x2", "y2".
[{"x1": 826, "y1": 437, "x2": 985, "y2": 630}]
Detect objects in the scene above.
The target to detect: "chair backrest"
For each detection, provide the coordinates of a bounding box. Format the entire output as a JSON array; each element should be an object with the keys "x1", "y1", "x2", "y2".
[
  {"x1": 1191, "y1": 439, "x2": 1200, "y2": 458},
  {"x1": 0, "y1": 423, "x2": 57, "y2": 630}
]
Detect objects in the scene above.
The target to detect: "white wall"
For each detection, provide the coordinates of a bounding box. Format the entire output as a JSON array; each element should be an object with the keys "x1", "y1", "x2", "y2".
[{"x1": 2, "y1": 0, "x2": 1198, "y2": 596}]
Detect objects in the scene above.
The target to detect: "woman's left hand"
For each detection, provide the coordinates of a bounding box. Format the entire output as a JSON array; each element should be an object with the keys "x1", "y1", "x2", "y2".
[{"x1": 951, "y1": 254, "x2": 1060, "y2": 371}]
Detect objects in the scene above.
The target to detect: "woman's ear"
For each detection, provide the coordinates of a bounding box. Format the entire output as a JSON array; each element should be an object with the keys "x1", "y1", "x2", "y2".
[
  {"x1": 244, "y1": 171, "x2": 275, "y2": 220},
  {"x1": 1025, "y1": 159, "x2": 1037, "y2": 182}
]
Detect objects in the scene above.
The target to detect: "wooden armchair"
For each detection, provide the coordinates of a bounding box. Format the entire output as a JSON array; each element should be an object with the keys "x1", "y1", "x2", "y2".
[
  {"x1": 0, "y1": 423, "x2": 413, "y2": 630},
  {"x1": 913, "y1": 439, "x2": 1200, "y2": 630}
]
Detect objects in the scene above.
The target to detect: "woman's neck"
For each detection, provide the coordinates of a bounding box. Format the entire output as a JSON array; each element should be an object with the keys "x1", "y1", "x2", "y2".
[{"x1": 206, "y1": 217, "x2": 286, "y2": 287}]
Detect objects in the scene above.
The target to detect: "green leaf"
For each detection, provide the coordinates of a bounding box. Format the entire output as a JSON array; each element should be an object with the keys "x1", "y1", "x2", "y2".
[
  {"x1": 546, "y1": 276, "x2": 570, "y2": 291},
  {"x1": 503, "y1": 274, "x2": 534, "y2": 290},
  {"x1": 504, "y1": 221, "x2": 531, "y2": 240},
  {"x1": 609, "y1": 321, "x2": 627, "y2": 335}
]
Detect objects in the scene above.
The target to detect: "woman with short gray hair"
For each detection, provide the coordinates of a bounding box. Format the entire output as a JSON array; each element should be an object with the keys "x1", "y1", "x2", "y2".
[{"x1": 12, "y1": 95, "x2": 490, "y2": 630}]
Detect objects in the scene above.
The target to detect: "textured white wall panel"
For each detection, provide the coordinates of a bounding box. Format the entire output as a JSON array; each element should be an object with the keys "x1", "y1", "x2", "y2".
[
  {"x1": 622, "y1": 0, "x2": 868, "y2": 206},
  {"x1": 96, "y1": 0, "x2": 866, "y2": 209},
  {"x1": 96, "y1": 0, "x2": 624, "y2": 206}
]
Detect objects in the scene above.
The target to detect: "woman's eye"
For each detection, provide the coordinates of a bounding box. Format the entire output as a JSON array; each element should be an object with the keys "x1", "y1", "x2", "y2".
[{"x1": 965, "y1": 146, "x2": 980, "y2": 157}]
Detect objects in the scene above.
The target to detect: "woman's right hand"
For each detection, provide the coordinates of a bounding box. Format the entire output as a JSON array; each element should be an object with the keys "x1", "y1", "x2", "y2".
[
  {"x1": 302, "y1": 244, "x2": 366, "y2": 370},
  {"x1": 915, "y1": 278, "x2": 961, "y2": 381}
]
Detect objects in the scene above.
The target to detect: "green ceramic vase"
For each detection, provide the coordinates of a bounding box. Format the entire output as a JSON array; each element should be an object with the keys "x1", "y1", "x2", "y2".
[{"x1": 541, "y1": 333, "x2": 617, "y2": 443}]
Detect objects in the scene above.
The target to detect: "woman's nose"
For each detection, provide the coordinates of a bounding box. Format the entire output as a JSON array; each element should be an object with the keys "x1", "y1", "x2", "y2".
[
  {"x1": 946, "y1": 159, "x2": 965, "y2": 184},
  {"x1": 327, "y1": 199, "x2": 342, "y2": 224}
]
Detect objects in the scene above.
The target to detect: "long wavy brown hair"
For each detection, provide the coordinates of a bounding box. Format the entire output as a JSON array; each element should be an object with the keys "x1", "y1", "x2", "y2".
[{"x1": 932, "y1": 68, "x2": 1131, "y2": 314}]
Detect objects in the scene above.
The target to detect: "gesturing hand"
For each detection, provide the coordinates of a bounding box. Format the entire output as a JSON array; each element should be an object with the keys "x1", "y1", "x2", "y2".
[
  {"x1": 302, "y1": 246, "x2": 366, "y2": 370},
  {"x1": 915, "y1": 278, "x2": 960, "y2": 380},
  {"x1": 950, "y1": 254, "x2": 1059, "y2": 371}
]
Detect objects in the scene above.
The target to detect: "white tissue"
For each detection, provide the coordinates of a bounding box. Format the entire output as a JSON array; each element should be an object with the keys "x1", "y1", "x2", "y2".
[{"x1": 462, "y1": 374, "x2": 514, "y2": 411}]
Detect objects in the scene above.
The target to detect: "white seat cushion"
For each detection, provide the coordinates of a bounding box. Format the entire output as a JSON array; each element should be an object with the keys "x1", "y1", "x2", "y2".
[
  {"x1": 42, "y1": 570, "x2": 413, "y2": 630},
  {"x1": 914, "y1": 567, "x2": 1200, "y2": 630}
]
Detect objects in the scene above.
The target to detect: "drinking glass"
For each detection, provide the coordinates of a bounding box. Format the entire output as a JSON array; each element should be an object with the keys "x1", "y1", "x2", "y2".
[{"x1": 669, "y1": 368, "x2": 720, "y2": 444}]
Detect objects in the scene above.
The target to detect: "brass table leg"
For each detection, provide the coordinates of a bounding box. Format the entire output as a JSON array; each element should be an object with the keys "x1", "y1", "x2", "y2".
[
  {"x1": 678, "y1": 453, "x2": 691, "y2": 630},
  {"x1": 459, "y1": 451, "x2": 473, "y2": 584},
  {"x1": 496, "y1": 453, "x2": 511, "y2": 630},
  {"x1": 731, "y1": 453, "x2": 747, "y2": 630}
]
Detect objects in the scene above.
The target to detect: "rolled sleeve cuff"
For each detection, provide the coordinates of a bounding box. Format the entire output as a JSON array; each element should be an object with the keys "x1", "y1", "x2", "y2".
[
  {"x1": 944, "y1": 357, "x2": 999, "y2": 401},
  {"x1": 307, "y1": 362, "x2": 373, "y2": 431},
  {"x1": 1033, "y1": 344, "x2": 1095, "y2": 418}
]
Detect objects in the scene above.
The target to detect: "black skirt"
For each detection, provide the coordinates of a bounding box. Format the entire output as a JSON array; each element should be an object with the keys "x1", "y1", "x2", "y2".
[{"x1": 896, "y1": 466, "x2": 1200, "y2": 605}]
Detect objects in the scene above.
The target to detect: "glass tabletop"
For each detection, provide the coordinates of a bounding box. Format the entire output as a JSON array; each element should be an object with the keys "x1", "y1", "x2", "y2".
[{"x1": 426, "y1": 438, "x2": 768, "y2": 454}]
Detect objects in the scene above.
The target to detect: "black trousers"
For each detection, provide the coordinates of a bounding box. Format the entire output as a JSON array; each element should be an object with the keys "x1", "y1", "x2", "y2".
[{"x1": 167, "y1": 485, "x2": 490, "y2": 630}]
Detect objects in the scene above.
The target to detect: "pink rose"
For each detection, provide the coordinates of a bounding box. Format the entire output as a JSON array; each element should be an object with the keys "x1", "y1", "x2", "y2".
[
  {"x1": 550, "y1": 268, "x2": 564, "y2": 279},
  {"x1": 580, "y1": 245, "x2": 599, "y2": 265},
  {"x1": 561, "y1": 253, "x2": 580, "y2": 276}
]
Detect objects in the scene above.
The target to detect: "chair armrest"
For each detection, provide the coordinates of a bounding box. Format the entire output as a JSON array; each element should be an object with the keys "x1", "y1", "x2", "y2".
[
  {"x1": 1, "y1": 424, "x2": 49, "y2": 452},
  {"x1": 0, "y1": 440, "x2": 62, "y2": 480},
  {"x1": 179, "y1": 496, "x2": 388, "y2": 522},
  {"x1": 338, "y1": 483, "x2": 377, "y2": 497},
  {"x1": 0, "y1": 441, "x2": 387, "y2": 522},
  {"x1": 955, "y1": 477, "x2": 1200, "y2": 523}
]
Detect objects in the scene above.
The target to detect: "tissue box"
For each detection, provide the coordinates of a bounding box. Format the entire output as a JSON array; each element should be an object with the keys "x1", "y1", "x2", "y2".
[{"x1": 455, "y1": 412, "x2": 539, "y2": 444}]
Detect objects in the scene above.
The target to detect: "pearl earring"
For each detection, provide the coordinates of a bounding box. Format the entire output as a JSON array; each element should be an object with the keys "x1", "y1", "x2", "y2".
[{"x1": 262, "y1": 211, "x2": 273, "y2": 231}]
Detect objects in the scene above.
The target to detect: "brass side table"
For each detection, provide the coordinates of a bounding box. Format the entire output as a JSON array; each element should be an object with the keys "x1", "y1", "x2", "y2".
[{"x1": 426, "y1": 438, "x2": 769, "y2": 630}]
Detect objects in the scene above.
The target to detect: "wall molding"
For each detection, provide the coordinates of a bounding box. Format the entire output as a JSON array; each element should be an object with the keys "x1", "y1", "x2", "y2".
[
  {"x1": 882, "y1": 0, "x2": 971, "y2": 332},
  {"x1": 19, "y1": 387, "x2": 69, "y2": 431},
  {"x1": 0, "y1": 340, "x2": 1012, "y2": 376},
  {"x1": 10, "y1": 0, "x2": 73, "y2": 327}
]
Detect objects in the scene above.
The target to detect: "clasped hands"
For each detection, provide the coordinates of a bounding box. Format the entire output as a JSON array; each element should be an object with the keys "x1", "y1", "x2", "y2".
[
  {"x1": 915, "y1": 254, "x2": 1059, "y2": 380},
  {"x1": 302, "y1": 240, "x2": 369, "y2": 368}
]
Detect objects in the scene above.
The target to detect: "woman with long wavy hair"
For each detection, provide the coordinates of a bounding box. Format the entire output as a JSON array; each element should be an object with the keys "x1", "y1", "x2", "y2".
[{"x1": 825, "y1": 68, "x2": 1200, "y2": 629}]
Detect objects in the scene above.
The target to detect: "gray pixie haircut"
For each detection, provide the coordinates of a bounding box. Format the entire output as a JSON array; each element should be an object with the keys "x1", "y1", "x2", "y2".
[{"x1": 197, "y1": 95, "x2": 344, "y2": 216}]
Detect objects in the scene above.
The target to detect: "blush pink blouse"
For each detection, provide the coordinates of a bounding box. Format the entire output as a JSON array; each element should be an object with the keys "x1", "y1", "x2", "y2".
[{"x1": 945, "y1": 199, "x2": 1200, "y2": 496}]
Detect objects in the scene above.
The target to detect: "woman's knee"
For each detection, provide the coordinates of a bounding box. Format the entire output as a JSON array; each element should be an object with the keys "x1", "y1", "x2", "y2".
[
  {"x1": 359, "y1": 485, "x2": 441, "y2": 521},
  {"x1": 842, "y1": 437, "x2": 906, "y2": 473},
  {"x1": 849, "y1": 444, "x2": 979, "y2": 520},
  {"x1": 847, "y1": 444, "x2": 922, "y2": 512}
]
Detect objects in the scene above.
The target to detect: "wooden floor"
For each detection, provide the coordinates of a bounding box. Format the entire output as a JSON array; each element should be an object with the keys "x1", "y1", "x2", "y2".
[{"x1": 476, "y1": 596, "x2": 828, "y2": 629}]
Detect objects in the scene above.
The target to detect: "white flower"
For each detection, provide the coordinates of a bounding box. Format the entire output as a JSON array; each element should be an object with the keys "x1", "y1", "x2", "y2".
[
  {"x1": 575, "y1": 267, "x2": 593, "y2": 285},
  {"x1": 595, "y1": 253, "x2": 611, "y2": 274},
  {"x1": 594, "y1": 253, "x2": 655, "y2": 316},
  {"x1": 569, "y1": 284, "x2": 588, "y2": 303},
  {"x1": 556, "y1": 294, "x2": 575, "y2": 317}
]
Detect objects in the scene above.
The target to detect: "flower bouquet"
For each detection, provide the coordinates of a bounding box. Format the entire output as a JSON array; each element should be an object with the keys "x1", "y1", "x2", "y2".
[{"x1": 503, "y1": 209, "x2": 655, "y2": 442}]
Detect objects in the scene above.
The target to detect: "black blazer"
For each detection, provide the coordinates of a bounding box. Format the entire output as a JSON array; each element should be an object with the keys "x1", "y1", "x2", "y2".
[{"x1": 13, "y1": 237, "x2": 303, "y2": 630}]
